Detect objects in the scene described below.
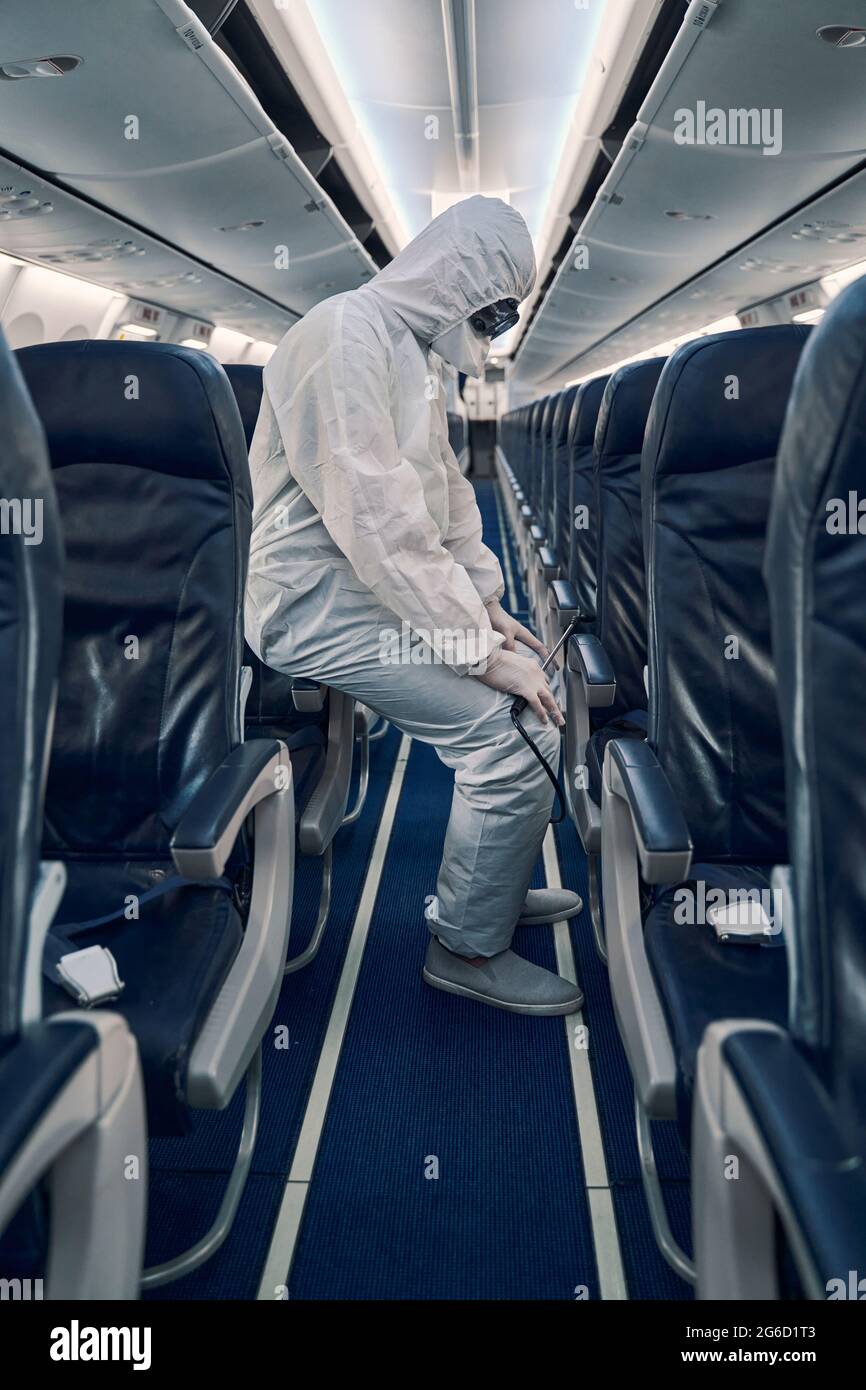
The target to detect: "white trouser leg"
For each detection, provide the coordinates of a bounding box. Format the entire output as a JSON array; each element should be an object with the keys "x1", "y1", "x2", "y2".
[{"x1": 264, "y1": 593, "x2": 560, "y2": 958}]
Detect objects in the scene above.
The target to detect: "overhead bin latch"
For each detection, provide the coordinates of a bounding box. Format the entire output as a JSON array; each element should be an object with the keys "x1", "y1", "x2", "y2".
[
  {"x1": 175, "y1": 19, "x2": 207, "y2": 53},
  {"x1": 686, "y1": 0, "x2": 721, "y2": 32},
  {"x1": 624, "y1": 121, "x2": 648, "y2": 156},
  {"x1": 267, "y1": 133, "x2": 296, "y2": 164}
]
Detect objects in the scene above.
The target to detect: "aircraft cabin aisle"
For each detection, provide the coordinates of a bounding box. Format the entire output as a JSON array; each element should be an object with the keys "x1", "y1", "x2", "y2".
[
  {"x1": 142, "y1": 481, "x2": 687, "y2": 1303},
  {"x1": 3, "y1": 0, "x2": 866, "y2": 1362}
]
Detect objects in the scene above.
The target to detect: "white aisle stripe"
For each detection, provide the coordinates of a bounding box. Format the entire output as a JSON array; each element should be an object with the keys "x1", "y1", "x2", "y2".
[
  {"x1": 543, "y1": 827, "x2": 629, "y2": 1301},
  {"x1": 256, "y1": 734, "x2": 413, "y2": 1300}
]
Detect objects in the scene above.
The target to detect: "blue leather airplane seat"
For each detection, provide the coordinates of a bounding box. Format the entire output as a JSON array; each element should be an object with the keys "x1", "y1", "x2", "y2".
[
  {"x1": 17, "y1": 342, "x2": 287, "y2": 1136},
  {"x1": 639, "y1": 325, "x2": 811, "y2": 1125}
]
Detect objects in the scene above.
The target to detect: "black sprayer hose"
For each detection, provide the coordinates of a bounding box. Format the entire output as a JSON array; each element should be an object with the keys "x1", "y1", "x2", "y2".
[
  {"x1": 510, "y1": 703, "x2": 566, "y2": 825},
  {"x1": 508, "y1": 616, "x2": 576, "y2": 826}
]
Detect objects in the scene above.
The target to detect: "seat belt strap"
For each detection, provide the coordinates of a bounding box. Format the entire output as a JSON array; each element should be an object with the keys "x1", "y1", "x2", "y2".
[{"x1": 43, "y1": 873, "x2": 233, "y2": 1006}]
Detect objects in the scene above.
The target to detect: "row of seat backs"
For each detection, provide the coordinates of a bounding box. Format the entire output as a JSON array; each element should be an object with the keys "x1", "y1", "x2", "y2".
[
  {"x1": 501, "y1": 376, "x2": 612, "y2": 606},
  {"x1": 566, "y1": 373, "x2": 610, "y2": 627},
  {"x1": 550, "y1": 385, "x2": 580, "y2": 569},
  {"x1": 503, "y1": 363, "x2": 659, "y2": 717},
  {"x1": 503, "y1": 379, "x2": 604, "y2": 576},
  {"x1": 506, "y1": 289, "x2": 866, "y2": 1249},
  {"x1": 513, "y1": 323, "x2": 809, "y2": 866}
]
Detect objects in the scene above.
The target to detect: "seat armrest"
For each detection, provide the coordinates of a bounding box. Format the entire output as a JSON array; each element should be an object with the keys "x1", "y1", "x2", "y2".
[
  {"x1": 549, "y1": 578, "x2": 579, "y2": 622},
  {"x1": 171, "y1": 739, "x2": 288, "y2": 879},
  {"x1": 694, "y1": 1021, "x2": 866, "y2": 1299},
  {"x1": 186, "y1": 738, "x2": 294, "y2": 1105},
  {"x1": 519, "y1": 503, "x2": 534, "y2": 527},
  {"x1": 600, "y1": 737, "x2": 690, "y2": 1114},
  {"x1": 529, "y1": 523, "x2": 546, "y2": 551},
  {"x1": 724, "y1": 1028, "x2": 866, "y2": 1292},
  {"x1": 563, "y1": 632, "x2": 614, "y2": 850},
  {"x1": 538, "y1": 545, "x2": 558, "y2": 579},
  {"x1": 605, "y1": 738, "x2": 692, "y2": 884},
  {"x1": 0, "y1": 1014, "x2": 146, "y2": 1299},
  {"x1": 291, "y1": 677, "x2": 326, "y2": 713},
  {"x1": 567, "y1": 633, "x2": 616, "y2": 708}
]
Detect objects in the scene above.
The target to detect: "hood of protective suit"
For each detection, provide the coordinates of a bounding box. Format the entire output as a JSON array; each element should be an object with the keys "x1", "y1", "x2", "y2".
[{"x1": 366, "y1": 194, "x2": 536, "y2": 348}]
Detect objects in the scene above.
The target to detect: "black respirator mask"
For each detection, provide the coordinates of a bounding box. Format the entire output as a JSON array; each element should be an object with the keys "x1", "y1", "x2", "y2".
[
  {"x1": 430, "y1": 298, "x2": 520, "y2": 376},
  {"x1": 468, "y1": 297, "x2": 520, "y2": 340}
]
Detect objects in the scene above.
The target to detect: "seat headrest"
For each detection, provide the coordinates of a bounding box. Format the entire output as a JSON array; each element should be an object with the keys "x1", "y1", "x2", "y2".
[
  {"x1": 224, "y1": 362, "x2": 265, "y2": 451},
  {"x1": 595, "y1": 358, "x2": 666, "y2": 460},
  {"x1": 770, "y1": 282, "x2": 866, "y2": 531},
  {"x1": 766, "y1": 276, "x2": 866, "y2": 1079},
  {"x1": 644, "y1": 325, "x2": 812, "y2": 479},
  {"x1": 568, "y1": 374, "x2": 610, "y2": 450},
  {"x1": 16, "y1": 341, "x2": 250, "y2": 492}
]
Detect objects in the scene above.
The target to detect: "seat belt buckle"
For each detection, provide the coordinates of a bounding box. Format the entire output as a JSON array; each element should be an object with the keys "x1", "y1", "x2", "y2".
[{"x1": 55, "y1": 945, "x2": 125, "y2": 1007}]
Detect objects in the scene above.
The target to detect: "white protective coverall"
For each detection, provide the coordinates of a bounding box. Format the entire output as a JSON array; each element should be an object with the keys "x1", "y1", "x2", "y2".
[{"x1": 245, "y1": 195, "x2": 560, "y2": 958}]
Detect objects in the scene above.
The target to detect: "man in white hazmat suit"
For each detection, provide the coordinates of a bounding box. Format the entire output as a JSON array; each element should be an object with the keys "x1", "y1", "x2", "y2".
[{"x1": 245, "y1": 195, "x2": 583, "y2": 1016}]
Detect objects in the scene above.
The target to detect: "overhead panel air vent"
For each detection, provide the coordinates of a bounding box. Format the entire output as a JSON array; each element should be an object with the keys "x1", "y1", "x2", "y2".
[
  {"x1": 816, "y1": 26, "x2": 866, "y2": 48},
  {"x1": 0, "y1": 54, "x2": 81, "y2": 80}
]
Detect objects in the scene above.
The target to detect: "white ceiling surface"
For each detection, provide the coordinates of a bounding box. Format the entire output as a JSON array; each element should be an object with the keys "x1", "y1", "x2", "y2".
[
  {"x1": 303, "y1": 0, "x2": 606, "y2": 242},
  {"x1": 0, "y1": 0, "x2": 378, "y2": 335},
  {"x1": 516, "y1": 0, "x2": 866, "y2": 387}
]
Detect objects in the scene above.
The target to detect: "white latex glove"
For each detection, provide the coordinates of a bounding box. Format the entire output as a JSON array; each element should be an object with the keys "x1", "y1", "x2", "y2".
[
  {"x1": 484, "y1": 597, "x2": 549, "y2": 659},
  {"x1": 474, "y1": 647, "x2": 564, "y2": 727}
]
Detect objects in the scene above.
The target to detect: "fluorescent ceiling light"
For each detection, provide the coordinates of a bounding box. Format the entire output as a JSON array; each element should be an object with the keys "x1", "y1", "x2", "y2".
[
  {"x1": 118, "y1": 322, "x2": 158, "y2": 339},
  {"x1": 430, "y1": 188, "x2": 509, "y2": 220},
  {"x1": 292, "y1": 0, "x2": 610, "y2": 256},
  {"x1": 519, "y1": 0, "x2": 665, "y2": 344}
]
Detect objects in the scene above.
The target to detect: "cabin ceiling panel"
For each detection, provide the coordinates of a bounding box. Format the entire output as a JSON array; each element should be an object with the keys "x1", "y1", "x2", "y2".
[
  {"x1": 0, "y1": 0, "x2": 376, "y2": 323},
  {"x1": 516, "y1": 0, "x2": 866, "y2": 385}
]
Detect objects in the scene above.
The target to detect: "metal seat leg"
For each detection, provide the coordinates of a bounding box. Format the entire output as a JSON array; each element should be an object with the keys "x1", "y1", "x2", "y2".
[
  {"x1": 141, "y1": 1046, "x2": 262, "y2": 1289},
  {"x1": 635, "y1": 1090, "x2": 695, "y2": 1285},
  {"x1": 284, "y1": 842, "x2": 333, "y2": 975}
]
